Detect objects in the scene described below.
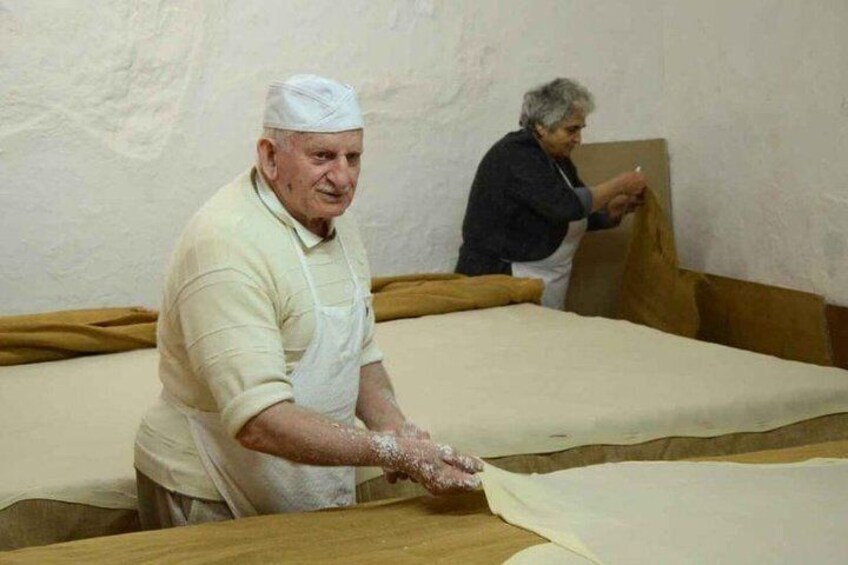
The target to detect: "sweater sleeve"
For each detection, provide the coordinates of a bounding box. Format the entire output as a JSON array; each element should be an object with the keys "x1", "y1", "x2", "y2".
[
  {"x1": 500, "y1": 143, "x2": 588, "y2": 224},
  {"x1": 174, "y1": 267, "x2": 294, "y2": 438},
  {"x1": 587, "y1": 209, "x2": 622, "y2": 231}
]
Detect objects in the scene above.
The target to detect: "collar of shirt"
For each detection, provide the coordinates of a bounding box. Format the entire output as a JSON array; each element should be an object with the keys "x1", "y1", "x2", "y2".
[{"x1": 252, "y1": 168, "x2": 336, "y2": 250}]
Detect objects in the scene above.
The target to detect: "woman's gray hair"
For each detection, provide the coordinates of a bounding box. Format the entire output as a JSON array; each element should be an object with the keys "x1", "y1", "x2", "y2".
[{"x1": 519, "y1": 78, "x2": 595, "y2": 130}]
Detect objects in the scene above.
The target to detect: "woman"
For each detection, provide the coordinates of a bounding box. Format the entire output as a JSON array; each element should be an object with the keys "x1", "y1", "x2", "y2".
[{"x1": 455, "y1": 77, "x2": 646, "y2": 310}]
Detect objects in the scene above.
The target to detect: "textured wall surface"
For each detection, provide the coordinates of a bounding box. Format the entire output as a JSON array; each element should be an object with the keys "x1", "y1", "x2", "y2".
[
  {"x1": 0, "y1": 0, "x2": 845, "y2": 315},
  {"x1": 663, "y1": 0, "x2": 848, "y2": 307}
]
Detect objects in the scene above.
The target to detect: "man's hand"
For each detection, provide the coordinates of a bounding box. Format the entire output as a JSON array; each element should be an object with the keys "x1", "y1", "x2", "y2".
[
  {"x1": 383, "y1": 421, "x2": 430, "y2": 484},
  {"x1": 372, "y1": 434, "x2": 483, "y2": 495}
]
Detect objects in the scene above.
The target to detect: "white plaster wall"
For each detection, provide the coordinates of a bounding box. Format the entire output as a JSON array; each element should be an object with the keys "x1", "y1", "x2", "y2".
[
  {"x1": 663, "y1": 0, "x2": 848, "y2": 306},
  {"x1": 1, "y1": 0, "x2": 845, "y2": 315}
]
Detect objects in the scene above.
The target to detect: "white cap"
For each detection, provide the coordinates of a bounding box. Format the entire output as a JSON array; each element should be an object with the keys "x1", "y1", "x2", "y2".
[{"x1": 262, "y1": 74, "x2": 363, "y2": 132}]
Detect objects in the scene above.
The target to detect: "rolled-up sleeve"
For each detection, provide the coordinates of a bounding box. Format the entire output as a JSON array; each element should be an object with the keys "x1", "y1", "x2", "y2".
[{"x1": 175, "y1": 268, "x2": 293, "y2": 438}]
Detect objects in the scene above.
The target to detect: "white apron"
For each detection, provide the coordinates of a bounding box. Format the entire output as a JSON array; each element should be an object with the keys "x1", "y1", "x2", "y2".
[
  {"x1": 512, "y1": 164, "x2": 588, "y2": 310},
  {"x1": 165, "y1": 226, "x2": 368, "y2": 517}
]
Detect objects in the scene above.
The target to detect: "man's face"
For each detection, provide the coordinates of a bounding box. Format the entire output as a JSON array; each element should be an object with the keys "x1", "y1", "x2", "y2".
[
  {"x1": 270, "y1": 129, "x2": 363, "y2": 233},
  {"x1": 536, "y1": 111, "x2": 586, "y2": 159}
]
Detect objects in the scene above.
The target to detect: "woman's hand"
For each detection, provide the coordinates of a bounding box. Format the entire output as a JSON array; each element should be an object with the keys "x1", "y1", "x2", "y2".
[
  {"x1": 611, "y1": 170, "x2": 647, "y2": 197},
  {"x1": 590, "y1": 170, "x2": 647, "y2": 212},
  {"x1": 607, "y1": 193, "x2": 645, "y2": 221}
]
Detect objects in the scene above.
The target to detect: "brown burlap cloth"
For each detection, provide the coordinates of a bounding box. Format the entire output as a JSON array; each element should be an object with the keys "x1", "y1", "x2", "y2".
[
  {"x1": 617, "y1": 189, "x2": 833, "y2": 365},
  {"x1": 0, "y1": 275, "x2": 542, "y2": 366}
]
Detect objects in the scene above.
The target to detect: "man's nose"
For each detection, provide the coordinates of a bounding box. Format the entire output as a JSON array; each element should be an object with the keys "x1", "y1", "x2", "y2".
[{"x1": 327, "y1": 157, "x2": 354, "y2": 188}]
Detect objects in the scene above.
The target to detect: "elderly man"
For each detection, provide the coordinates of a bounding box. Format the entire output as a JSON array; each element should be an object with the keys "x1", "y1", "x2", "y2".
[{"x1": 134, "y1": 75, "x2": 481, "y2": 528}]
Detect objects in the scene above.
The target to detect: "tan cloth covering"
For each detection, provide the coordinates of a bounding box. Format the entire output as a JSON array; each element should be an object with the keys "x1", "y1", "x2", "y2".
[
  {"x1": 617, "y1": 189, "x2": 704, "y2": 338},
  {"x1": 566, "y1": 138, "x2": 835, "y2": 367},
  {"x1": 616, "y1": 189, "x2": 835, "y2": 366},
  {"x1": 695, "y1": 272, "x2": 832, "y2": 366},
  {"x1": 0, "y1": 275, "x2": 542, "y2": 367},
  {"x1": 0, "y1": 308, "x2": 157, "y2": 366},
  {"x1": 4, "y1": 441, "x2": 847, "y2": 564},
  {"x1": 828, "y1": 304, "x2": 848, "y2": 370},
  {"x1": 371, "y1": 273, "x2": 542, "y2": 322},
  {"x1": 566, "y1": 139, "x2": 673, "y2": 320}
]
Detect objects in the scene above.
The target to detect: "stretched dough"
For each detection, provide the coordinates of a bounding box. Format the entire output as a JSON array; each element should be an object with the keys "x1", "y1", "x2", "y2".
[
  {"x1": 482, "y1": 460, "x2": 848, "y2": 564},
  {"x1": 503, "y1": 542, "x2": 591, "y2": 564}
]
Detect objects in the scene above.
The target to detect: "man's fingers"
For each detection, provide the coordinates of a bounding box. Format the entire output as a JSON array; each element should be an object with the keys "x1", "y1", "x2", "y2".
[
  {"x1": 438, "y1": 444, "x2": 484, "y2": 473},
  {"x1": 452, "y1": 454, "x2": 484, "y2": 474},
  {"x1": 425, "y1": 468, "x2": 482, "y2": 495}
]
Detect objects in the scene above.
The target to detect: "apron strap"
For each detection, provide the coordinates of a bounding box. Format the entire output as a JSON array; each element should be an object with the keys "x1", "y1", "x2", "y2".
[
  {"x1": 286, "y1": 226, "x2": 363, "y2": 308},
  {"x1": 555, "y1": 162, "x2": 576, "y2": 190}
]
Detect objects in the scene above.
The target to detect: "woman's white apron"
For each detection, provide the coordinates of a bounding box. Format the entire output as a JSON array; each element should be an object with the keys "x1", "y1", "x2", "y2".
[
  {"x1": 512, "y1": 164, "x2": 588, "y2": 310},
  {"x1": 165, "y1": 226, "x2": 367, "y2": 517}
]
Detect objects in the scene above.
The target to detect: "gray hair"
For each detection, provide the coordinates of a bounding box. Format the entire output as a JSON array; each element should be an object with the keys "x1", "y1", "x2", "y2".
[
  {"x1": 518, "y1": 78, "x2": 595, "y2": 131},
  {"x1": 261, "y1": 127, "x2": 297, "y2": 149}
]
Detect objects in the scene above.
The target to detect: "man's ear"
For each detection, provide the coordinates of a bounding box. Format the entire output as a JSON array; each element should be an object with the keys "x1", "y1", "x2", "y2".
[{"x1": 257, "y1": 138, "x2": 278, "y2": 180}]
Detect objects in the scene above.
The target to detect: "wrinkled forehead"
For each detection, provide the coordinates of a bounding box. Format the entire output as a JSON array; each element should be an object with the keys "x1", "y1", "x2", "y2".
[{"x1": 293, "y1": 129, "x2": 364, "y2": 152}]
